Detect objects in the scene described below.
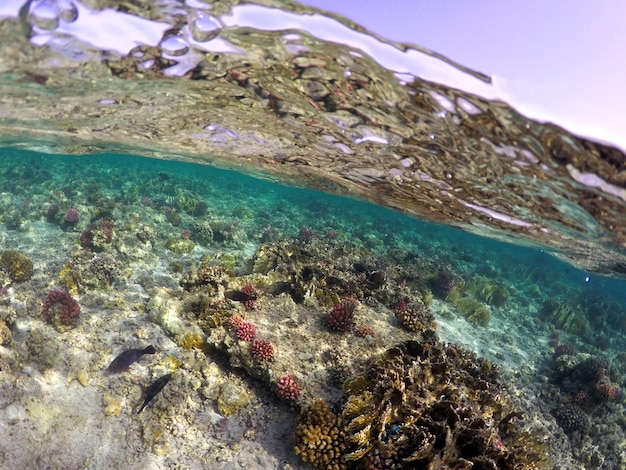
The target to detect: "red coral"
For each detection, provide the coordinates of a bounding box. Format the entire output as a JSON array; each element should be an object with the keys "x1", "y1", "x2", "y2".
[
  {"x1": 392, "y1": 297, "x2": 408, "y2": 314},
  {"x1": 356, "y1": 326, "x2": 376, "y2": 338},
  {"x1": 42, "y1": 289, "x2": 80, "y2": 329},
  {"x1": 594, "y1": 382, "x2": 620, "y2": 403},
  {"x1": 276, "y1": 374, "x2": 302, "y2": 400},
  {"x1": 236, "y1": 321, "x2": 257, "y2": 341},
  {"x1": 241, "y1": 284, "x2": 257, "y2": 310},
  {"x1": 327, "y1": 298, "x2": 358, "y2": 333},
  {"x1": 251, "y1": 339, "x2": 274, "y2": 362}
]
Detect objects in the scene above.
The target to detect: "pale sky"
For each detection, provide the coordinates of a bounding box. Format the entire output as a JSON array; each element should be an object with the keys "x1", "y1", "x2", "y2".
[{"x1": 302, "y1": 0, "x2": 626, "y2": 151}]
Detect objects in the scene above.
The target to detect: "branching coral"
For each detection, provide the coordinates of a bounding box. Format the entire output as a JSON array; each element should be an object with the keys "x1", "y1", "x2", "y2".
[
  {"x1": 294, "y1": 400, "x2": 347, "y2": 470},
  {"x1": 327, "y1": 298, "x2": 358, "y2": 333},
  {"x1": 392, "y1": 298, "x2": 436, "y2": 332}
]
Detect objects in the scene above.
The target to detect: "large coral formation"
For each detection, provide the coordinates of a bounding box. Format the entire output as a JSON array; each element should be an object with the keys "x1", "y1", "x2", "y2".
[
  {"x1": 332, "y1": 341, "x2": 548, "y2": 468},
  {"x1": 465, "y1": 276, "x2": 510, "y2": 307},
  {"x1": 0, "y1": 249, "x2": 33, "y2": 282},
  {"x1": 446, "y1": 293, "x2": 491, "y2": 327}
]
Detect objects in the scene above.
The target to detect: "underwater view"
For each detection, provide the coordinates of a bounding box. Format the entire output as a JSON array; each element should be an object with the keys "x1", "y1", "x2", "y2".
[{"x1": 0, "y1": 1, "x2": 625, "y2": 469}]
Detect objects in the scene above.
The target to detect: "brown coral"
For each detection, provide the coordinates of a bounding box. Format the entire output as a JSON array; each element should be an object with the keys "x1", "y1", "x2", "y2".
[
  {"x1": 339, "y1": 341, "x2": 548, "y2": 468},
  {"x1": 0, "y1": 250, "x2": 33, "y2": 282},
  {"x1": 295, "y1": 400, "x2": 347, "y2": 470},
  {"x1": 393, "y1": 300, "x2": 436, "y2": 332}
]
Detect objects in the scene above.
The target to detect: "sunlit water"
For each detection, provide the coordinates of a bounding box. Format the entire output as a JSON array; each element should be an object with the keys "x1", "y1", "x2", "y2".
[{"x1": 0, "y1": 1, "x2": 625, "y2": 469}]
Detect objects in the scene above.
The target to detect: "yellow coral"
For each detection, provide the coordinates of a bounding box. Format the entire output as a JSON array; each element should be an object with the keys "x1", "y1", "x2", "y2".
[
  {"x1": 58, "y1": 263, "x2": 82, "y2": 296},
  {"x1": 0, "y1": 250, "x2": 33, "y2": 282},
  {"x1": 294, "y1": 401, "x2": 348, "y2": 470},
  {"x1": 453, "y1": 297, "x2": 491, "y2": 327},
  {"x1": 177, "y1": 332, "x2": 204, "y2": 350}
]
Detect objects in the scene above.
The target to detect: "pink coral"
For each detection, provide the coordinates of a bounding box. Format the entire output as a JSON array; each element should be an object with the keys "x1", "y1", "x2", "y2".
[
  {"x1": 42, "y1": 289, "x2": 80, "y2": 330},
  {"x1": 276, "y1": 374, "x2": 302, "y2": 400},
  {"x1": 251, "y1": 339, "x2": 274, "y2": 362},
  {"x1": 228, "y1": 314, "x2": 244, "y2": 330},
  {"x1": 236, "y1": 321, "x2": 257, "y2": 341}
]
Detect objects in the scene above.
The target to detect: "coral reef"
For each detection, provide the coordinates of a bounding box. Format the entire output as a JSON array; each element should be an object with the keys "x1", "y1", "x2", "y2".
[
  {"x1": 41, "y1": 289, "x2": 80, "y2": 331},
  {"x1": 293, "y1": 340, "x2": 549, "y2": 468},
  {"x1": 553, "y1": 405, "x2": 588, "y2": 434},
  {"x1": 392, "y1": 298, "x2": 436, "y2": 332},
  {"x1": 0, "y1": 249, "x2": 33, "y2": 282}
]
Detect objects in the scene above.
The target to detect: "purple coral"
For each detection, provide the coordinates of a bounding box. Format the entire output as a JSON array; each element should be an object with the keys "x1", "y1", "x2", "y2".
[
  {"x1": 42, "y1": 289, "x2": 80, "y2": 330},
  {"x1": 63, "y1": 208, "x2": 80, "y2": 224}
]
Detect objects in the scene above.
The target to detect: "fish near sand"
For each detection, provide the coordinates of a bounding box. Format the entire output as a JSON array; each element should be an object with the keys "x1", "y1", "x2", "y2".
[
  {"x1": 137, "y1": 373, "x2": 172, "y2": 414},
  {"x1": 106, "y1": 345, "x2": 156, "y2": 373}
]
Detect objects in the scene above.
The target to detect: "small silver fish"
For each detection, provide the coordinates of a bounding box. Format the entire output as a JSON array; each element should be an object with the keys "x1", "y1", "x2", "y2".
[
  {"x1": 137, "y1": 373, "x2": 172, "y2": 414},
  {"x1": 106, "y1": 345, "x2": 156, "y2": 373}
]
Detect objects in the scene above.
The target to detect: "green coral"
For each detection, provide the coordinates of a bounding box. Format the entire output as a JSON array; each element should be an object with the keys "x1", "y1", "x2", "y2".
[
  {"x1": 454, "y1": 297, "x2": 491, "y2": 326},
  {"x1": 538, "y1": 297, "x2": 591, "y2": 337},
  {"x1": 166, "y1": 238, "x2": 195, "y2": 254},
  {"x1": 0, "y1": 250, "x2": 33, "y2": 282},
  {"x1": 466, "y1": 276, "x2": 510, "y2": 307}
]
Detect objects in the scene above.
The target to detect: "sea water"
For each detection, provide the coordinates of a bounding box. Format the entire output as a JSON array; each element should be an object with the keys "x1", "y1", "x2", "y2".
[{"x1": 1, "y1": 1, "x2": 625, "y2": 469}]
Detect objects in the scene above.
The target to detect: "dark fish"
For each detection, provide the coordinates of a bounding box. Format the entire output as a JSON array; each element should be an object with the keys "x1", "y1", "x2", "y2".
[
  {"x1": 106, "y1": 345, "x2": 156, "y2": 373},
  {"x1": 265, "y1": 282, "x2": 292, "y2": 296},
  {"x1": 367, "y1": 270, "x2": 387, "y2": 288},
  {"x1": 137, "y1": 373, "x2": 172, "y2": 414},
  {"x1": 157, "y1": 172, "x2": 170, "y2": 180},
  {"x1": 224, "y1": 290, "x2": 257, "y2": 302}
]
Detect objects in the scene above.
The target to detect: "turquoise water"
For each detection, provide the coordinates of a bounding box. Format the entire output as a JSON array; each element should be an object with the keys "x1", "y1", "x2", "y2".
[
  {"x1": 6, "y1": 146, "x2": 624, "y2": 299},
  {"x1": 2, "y1": 146, "x2": 626, "y2": 468}
]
